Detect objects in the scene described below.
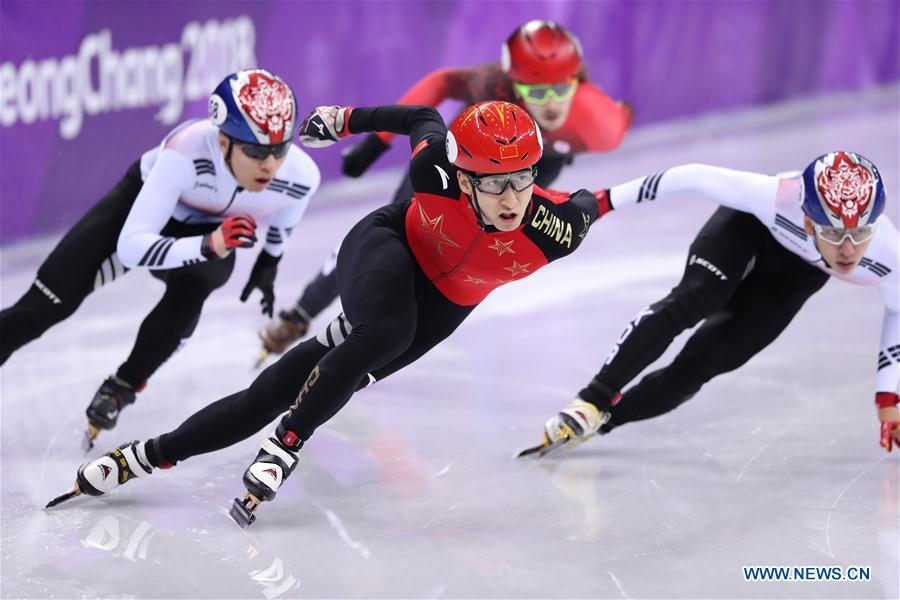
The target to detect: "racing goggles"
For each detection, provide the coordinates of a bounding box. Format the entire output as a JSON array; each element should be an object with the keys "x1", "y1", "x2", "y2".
[
  {"x1": 812, "y1": 221, "x2": 878, "y2": 245},
  {"x1": 469, "y1": 168, "x2": 537, "y2": 195},
  {"x1": 513, "y1": 79, "x2": 578, "y2": 105},
  {"x1": 237, "y1": 140, "x2": 291, "y2": 160}
]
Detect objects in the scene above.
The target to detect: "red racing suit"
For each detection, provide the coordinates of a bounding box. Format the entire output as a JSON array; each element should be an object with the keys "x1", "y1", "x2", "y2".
[
  {"x1": 375, "y1": 63, "x2": 632, "y2": 161},
  {"x1": 348, "y1": 105, "x2": 610, "y2": 306}
]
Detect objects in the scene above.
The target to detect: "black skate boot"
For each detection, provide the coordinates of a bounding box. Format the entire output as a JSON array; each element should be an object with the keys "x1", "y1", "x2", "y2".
[
  {"x1": 255, "y1": 308, "x2": 310, "y2": 367},
  {"x1": 46, "y1": 440, "x2": 154, "y2": 508},
  {"x1": 230, "y1": 424, "x2": 303, "y2": 528},
  {"x1": 83, "y1": 375, "x2": 144, "y2": 451}
]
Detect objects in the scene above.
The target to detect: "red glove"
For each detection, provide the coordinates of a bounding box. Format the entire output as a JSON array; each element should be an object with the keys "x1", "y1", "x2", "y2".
[
  {"x1": 876, "y1": 392, "x2": 900, "y2": 453},
  {"x1": 880, "y1": 422, "x2": 900, "y2": 452},
  {"x1": 594, "y1": 189, "x2": 613, "y2": 218},
  {"x1": 201, "y1": 214, "x2": 257, "y2": 259}
]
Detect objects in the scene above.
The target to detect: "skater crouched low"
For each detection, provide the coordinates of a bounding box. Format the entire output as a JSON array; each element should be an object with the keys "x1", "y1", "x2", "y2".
[
  {"x1": 2, "y1": 68, "x2": 322, "y2": 451},
  {"x1": 50, "y1": 99, "x2": 616, "y2": 524},
  {"x1": 523, "y1": 152, "x2": 899, "y2": 457}
]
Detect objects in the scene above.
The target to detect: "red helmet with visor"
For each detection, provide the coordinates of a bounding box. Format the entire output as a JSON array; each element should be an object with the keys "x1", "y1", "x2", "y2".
[
  {"x1": 501, "y1": 20, "x2": 583, "y2": 84},
  {"x1": 446, "y1": 101, "x2": 543, "y2": 174}
]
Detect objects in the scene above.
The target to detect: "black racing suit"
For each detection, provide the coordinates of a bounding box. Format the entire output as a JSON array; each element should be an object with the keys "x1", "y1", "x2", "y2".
[
  {"x1": 0, "y1": 162, "x2": 233, "y2": 386},
  {"x1": 578, "y1": 206, "x2": 830, "y2": 430},
  {"x1": 148, "y1": 105, "x2": 601, "y2": 465}
]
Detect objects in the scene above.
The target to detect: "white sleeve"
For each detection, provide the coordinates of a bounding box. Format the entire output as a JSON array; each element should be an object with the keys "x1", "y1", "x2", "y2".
[
  {"x1": 877, "y1": 305, "x2": 900, "y2": 394},
  {"x1": 262, "y1": 159, "x2": 320, "y2": 257},
  {"x1": 609, "y1": 164, "x2": 780, "y2": 222},
  {"x1": 876, "y1": 271, "x2": 900, "y2": 395},
  {"x1": 117, "y1": 149, "x2": 207, "y2": 270}
]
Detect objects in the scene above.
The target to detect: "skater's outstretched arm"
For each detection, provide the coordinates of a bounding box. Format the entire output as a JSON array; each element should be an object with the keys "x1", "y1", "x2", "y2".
[
  {"x1": 873, "y1": 223, "x2": 900, "y2": 451},
  {"x1": 300, "y1": 104, "x2": 445, "y2": 152},
  {"x1": 593, "y1": 164, "x2": 780, "y2": 224},
  {"x1": 347, "y1": 105, "x2": 446, "y2": 148},
  {"x1": 366, "y1": 68, "x2": 470, "y2": 145}
]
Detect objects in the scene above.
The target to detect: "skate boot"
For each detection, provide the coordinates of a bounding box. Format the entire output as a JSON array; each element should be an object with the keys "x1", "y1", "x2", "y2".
[
  {"x1": 517, "y1": 398, "x2": 610, "y2": 458},
  {"x1": 230, "y1": 424, "x2": 303, "y2": 528},
  {"x1": 46, "y1": 440, "x2": 153, "y2": 508},
  {"x1": 255, "y1": 308, "x2": 310, "y2": 367},
  {"x1": 84, "y1": 375, "x2": 144, "y2": 451}
]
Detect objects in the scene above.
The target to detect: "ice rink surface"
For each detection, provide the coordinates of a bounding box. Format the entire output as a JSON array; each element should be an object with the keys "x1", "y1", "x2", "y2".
[{"x1": 2, "y1": 87, "x2": 899, "y2": 599}]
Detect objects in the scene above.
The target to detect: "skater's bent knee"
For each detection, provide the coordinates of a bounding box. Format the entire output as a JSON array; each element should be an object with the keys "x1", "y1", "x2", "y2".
[
  {"x1": 657, "y1": 284, "x2": 728, "y2": 328},
  {"x1": 348, "y1": 318, "x2": 415, "y2": 359}
]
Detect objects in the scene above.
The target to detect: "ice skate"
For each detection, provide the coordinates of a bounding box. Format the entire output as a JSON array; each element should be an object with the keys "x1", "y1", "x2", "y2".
[
  {"x1": 46, "y1": 441, "x2": 153, "y2": 508},
  {"x1": 517, "y1": 399, "x2": 609, "y2": 459},
  {"x1": 230, "y1": 426, "x2": 302, "y2": 528},
  {"x1": 83, "y1": 375, "x2": 143, "y2": 451},
  {"x1": 255, "y1": 309, "x2": 310, "y2": 368},
  {"x1": 517, "y1": 433, "x2": 570, "y2": 458}
]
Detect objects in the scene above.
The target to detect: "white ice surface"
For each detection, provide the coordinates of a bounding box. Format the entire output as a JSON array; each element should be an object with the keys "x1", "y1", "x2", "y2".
[{"x1": 2, "y1": 86, "x2": 899, "y2": 599}]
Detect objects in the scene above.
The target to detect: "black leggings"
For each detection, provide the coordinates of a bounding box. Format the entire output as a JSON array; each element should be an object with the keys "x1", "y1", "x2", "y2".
[
  {"x1": 578, "y1": 207, "x2": 830, "y2": 430},
  {"x1": 0, "y1": 161, "x2": 235, "y2": 386},
  {"x1": 156, "y1": 203, "x2": 473, "y2": 463}
]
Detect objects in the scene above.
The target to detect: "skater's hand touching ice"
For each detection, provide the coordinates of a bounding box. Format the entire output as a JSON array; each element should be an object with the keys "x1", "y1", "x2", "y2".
[{"x1": 877, "y1": 392, "x2": 900, "y2": 453}]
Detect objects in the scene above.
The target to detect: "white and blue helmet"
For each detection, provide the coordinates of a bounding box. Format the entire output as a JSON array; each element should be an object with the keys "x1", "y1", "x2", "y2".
[
  {"x1": 801, "y1": 151, "x2": 885, "y2": 228},
  {"x1": 208, "y1": 69, "x2": 297, "y2": 145}
]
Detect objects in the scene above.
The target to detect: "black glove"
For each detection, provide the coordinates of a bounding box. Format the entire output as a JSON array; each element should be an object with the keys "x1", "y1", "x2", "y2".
[
  {"x1": 341, "y1": 134, "x2": 390, "y2": 177},
  {"x1": 240, "y1": 251, "x2": 281, "y2": 318}
]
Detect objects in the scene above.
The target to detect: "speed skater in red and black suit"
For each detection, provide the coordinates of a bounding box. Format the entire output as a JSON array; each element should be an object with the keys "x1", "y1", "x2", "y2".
[
  {"x1": 48, "y1": 100, "x2": 615, "y2": 527},
  {"x1": 255, "y1": 20, "x2": 633, "y2": 362}
]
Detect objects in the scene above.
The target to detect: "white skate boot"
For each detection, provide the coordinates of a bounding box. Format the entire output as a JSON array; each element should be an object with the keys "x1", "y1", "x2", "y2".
[
  {"x1": 46, "y1": 441, "x2": 154, "y2": 508},
  {"x1": 517, "y1": 398, "x2": 610, "y2": 458},
  {"x1": 230, "y1": 424, "x2": 303, "y2": 528}
]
